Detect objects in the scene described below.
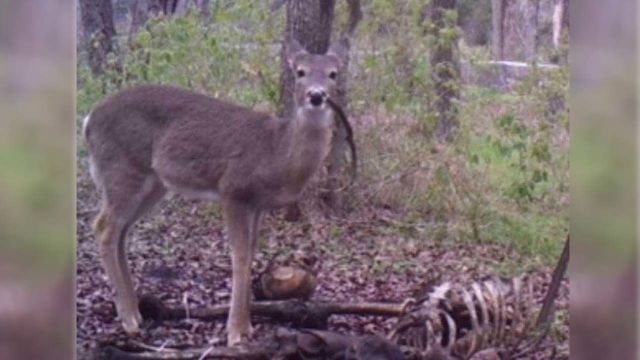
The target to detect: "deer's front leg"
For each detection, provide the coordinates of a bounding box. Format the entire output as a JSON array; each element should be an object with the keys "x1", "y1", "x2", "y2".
[{"x1": 223, "y1": 200, "x2": 255, "y2": 346}]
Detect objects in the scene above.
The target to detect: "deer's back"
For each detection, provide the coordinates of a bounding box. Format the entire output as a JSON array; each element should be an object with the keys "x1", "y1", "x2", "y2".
[{"x1": 85, "y1": 85, "x2": 281, "y2": 198}]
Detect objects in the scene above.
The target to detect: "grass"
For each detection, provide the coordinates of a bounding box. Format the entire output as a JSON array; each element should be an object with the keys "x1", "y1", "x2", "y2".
[{"x1": 344, "y1": 83, "x2": 568, "y2": 270}]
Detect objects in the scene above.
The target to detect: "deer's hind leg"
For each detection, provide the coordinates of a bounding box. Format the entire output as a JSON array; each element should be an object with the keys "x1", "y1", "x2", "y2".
[{"x1": 91, "y1": 161, "x2": 166, "y2": 335}]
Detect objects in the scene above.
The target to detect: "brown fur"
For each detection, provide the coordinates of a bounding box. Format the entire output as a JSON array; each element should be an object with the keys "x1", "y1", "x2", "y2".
[{"x1": 85, "y1": 39, "x2": 349, "y2": 345}]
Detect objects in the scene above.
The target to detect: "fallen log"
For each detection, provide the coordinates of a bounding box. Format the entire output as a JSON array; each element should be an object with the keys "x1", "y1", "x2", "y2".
[{"x1": 139, "y1": 295, "x2": 409, "y2": 329}]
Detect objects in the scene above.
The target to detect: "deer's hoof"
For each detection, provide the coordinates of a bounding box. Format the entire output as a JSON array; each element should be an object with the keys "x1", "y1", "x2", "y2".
[
  {"x1": 121, "y1": 312, "x2": 142, "y2": 335},
  {"x1": 227, "y1": 324, "x2": 253, "y2": 346}
]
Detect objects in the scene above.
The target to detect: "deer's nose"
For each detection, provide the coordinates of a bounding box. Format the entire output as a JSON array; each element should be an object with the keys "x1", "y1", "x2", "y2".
[{"x1": 307, "y1": 89, "x2": 327, "y2": 107}]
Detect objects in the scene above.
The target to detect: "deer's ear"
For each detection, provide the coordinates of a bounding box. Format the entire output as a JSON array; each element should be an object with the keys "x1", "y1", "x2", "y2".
[
  {"x1": 326, "y1": 38, "x2": 350, "y2": 68},
  {"x1": 286, "y1": 38, "x2": 307, "y2": 70}
]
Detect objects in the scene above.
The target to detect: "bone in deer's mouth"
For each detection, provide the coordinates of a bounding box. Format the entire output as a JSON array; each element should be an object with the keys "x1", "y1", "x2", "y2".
[{"x1": 327, "y1": 97, "x2": 357, "y2": 183}]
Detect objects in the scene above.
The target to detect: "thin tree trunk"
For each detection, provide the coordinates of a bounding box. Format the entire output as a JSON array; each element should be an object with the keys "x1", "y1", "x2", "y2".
[
  {"x1": 196, "y1": 0, "x2": 211, "y2": 24},
  {"x1": 130, "y1": 0, "x2": 196, "y2": 39},
  {"x1": 553, "y1": 0, "x2": 569, "y2": 48},
  {"x1": 501, "y1": 0, "x2": 540, "y2": 61},
  {"x1": 80, "y1": 0, "x2": 117, "y2": 74},
  {"x1": 172, "y1": 0, "x2": 191, "y2": 16},
  {"x1": 561, "y1": 0, "x2": 569, "y2": 30},
  {"x1": 161, "y1": 0, "x2": 179, "y2": 14},
  {"x1": 129, "y1": 0, "x2": 162, "y2": 38},
  {"x1": 491, "y1": 0, "x2": 504, "y2": 60},
  {"x1": 524, "y1": 0, "x2": 539, "y2": 62},
  {"x1": 552, "y1": 0, "x2": 562, "y2": 48},
  {"x1": 429, "y1": 0, "x2": 460, "y2": 142}
]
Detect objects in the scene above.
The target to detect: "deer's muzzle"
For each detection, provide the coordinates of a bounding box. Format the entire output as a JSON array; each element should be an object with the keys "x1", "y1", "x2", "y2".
[{"x1": 307, "y1": 89, "x2": 327, "y2": 107}]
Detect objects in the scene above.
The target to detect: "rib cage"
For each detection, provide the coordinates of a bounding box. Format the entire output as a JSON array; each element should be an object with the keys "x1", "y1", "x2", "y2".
[{"x1": 388, "y1": 276, "x2": 551, "y2": 359}]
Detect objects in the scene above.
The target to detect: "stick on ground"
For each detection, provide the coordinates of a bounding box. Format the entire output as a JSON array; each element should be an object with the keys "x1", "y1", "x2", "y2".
[{"x1": 139, "y1": 295, "x2": 408, "y2": 329}]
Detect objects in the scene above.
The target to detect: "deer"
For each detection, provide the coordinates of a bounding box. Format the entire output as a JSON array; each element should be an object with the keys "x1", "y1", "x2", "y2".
[{"x1": 83, "y1": 38, "x2": 353, "y2": 345}]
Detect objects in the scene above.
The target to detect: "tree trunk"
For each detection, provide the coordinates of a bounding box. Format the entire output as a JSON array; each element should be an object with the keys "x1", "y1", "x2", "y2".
[
  {"x1": 458, "y1": 1, "x2": 491, "y2": 46},
  {"x1": 497, "y1": 0, "x2": 540, "y2": 61},
  {"x1": 196, "y1": 0, "x2": 211, "y2": 24},
  {"x1": 552, "y1": 0, "x2": 569, "y2": 48},
  {"x1": 524, "y1": 0, "x2": 539, "y2": 62},
  {"x1": 79, "y1": 0, "x2": 117, "y2": 74},
  {"x1": 429, "y1": 0, "x2": 460, "y2": 142},
  {"x1": 491, "y1": 0, "x2": 504, "y2": 60},
  {"x1": 161, "y1": 0, "x2": 180, "y2": 14},
  {"x1": 561, "y1": 0, "x2": 569, "y2": 30},
  {"x1": 130, "y1": 0, "x2": 198, "y2": 38},
  {"x1": 129, "y1": 0, "x2": 162, "y2": 37}
]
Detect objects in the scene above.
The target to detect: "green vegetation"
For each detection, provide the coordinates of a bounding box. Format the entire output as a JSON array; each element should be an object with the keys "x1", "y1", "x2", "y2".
[
  {"x1": 77, "y1": 0, "x2": 568, "y2": 270},
  {"x1": 77, "y1": 3, "x2": 283, "y2": 116}
]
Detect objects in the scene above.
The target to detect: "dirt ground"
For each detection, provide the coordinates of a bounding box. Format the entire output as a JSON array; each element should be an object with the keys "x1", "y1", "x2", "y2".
[{"x1": 76, "y1": 157, "x2": 569, "y2": 359}]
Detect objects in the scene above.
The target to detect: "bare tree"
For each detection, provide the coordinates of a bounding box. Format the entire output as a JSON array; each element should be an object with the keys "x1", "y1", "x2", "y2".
[
  {"x1": 491, "y1": 0, "x2": 505, "y2": 59},
  {"x1": 129, "y1": 0, "x2": 160, "y2": 38},
  {"x1": 79, "y1": 0, "x2": 117, "y2": 74},
  {"x1": 428, "y1": 0, "x2": 460, "y2": 141},
  {"x1": 129, "y1": 0, "x2": 208, "y2": 38},
  {"x1": 457, "y1": 0, "x2": 492, "y2": 46},
  {"x1": 501, "y1": 0, "x2": 539, "y2": 61},
  {"x1": 552, "y1": 0, "x2": 569, "y2": 48},
  {"x1": 524, "y1": 0, "x2": 539, "y2": 62},
  {"x1": 195, "y1": 0, "x2": 211, "y2": 24},
  {"x1": 561, "y1": 0, "x2": 569, "y2": 30},
  {"x1": 492, "y1": 0, "x2": 541, "y2": 61},
  {"x1": 278, "y1": 0, "x2": 361, "y2": 218}
]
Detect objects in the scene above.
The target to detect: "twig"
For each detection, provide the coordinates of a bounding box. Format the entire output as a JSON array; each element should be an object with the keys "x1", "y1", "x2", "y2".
[
  {"x1": 535, "y1": 235, "x2": 569, "y2": 326},
  {"x1": 512, "y1": 235, "x2": 569, "y2": 358},
  {"x1": 129, "y1": 340, "x2": 177, "y2": 353}
]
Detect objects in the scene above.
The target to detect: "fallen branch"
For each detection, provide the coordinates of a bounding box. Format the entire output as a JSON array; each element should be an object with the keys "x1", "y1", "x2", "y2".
[
  {"x1": 97, "y1": 343, "x2": 280, "y2": 360},
  {"x1": 139, "y1": 295, "x2": 409, "y2": 329},
  {"x1": 536, "y1": 235, "x2": 569, "y2": 327}
]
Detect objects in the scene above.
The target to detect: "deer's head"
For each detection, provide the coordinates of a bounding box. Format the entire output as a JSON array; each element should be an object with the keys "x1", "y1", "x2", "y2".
[{"x1": 286, "y1": 38, "x2": 348, "y2": 122}]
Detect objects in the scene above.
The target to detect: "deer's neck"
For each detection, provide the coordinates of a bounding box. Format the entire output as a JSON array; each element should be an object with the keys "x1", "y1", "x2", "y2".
[{"x1": 283, "y1": 108, "x2": 333, "y2": 191}]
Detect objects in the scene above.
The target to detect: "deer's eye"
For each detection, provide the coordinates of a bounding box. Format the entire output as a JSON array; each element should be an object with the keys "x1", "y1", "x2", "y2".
[
  {"x1": 329, "y1": 71, "x2": 337, "y2": 80},
  {"x1": 296, "y1": 69, "x2": 306, "y2": 78}
]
